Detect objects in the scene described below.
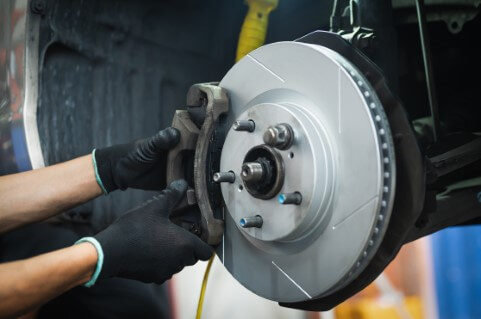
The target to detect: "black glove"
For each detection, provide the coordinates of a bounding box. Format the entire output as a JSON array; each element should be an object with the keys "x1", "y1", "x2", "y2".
[
  {"x1": 94, "y1": 180, "x2": 213, "y2": 284},
  {"x1": 94, "y1": 127, "x2": 180, "y2": 193}
]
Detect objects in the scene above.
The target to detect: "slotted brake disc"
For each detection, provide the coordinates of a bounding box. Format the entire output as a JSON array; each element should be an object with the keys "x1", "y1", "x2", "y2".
[{"x1": 215, "y1": 38, "x2": 396, "y2": 303}]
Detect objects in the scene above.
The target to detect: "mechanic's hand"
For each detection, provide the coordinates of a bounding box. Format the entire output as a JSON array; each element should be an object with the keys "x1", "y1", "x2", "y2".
[
  {"x1": 94, "y1": 180, "x2": 213, "y2": 284},
  {"x1": 93, "y1": 127, "x2": 180, "y2": 193}
]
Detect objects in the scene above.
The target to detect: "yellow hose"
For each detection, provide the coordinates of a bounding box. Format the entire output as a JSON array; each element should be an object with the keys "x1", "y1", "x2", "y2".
[
  {"x1": 236, "y1": 0, "x2": 279, "y2": 62},
  {"x1": 195, "y1": 254, "x2": 215, "y2": 319}
]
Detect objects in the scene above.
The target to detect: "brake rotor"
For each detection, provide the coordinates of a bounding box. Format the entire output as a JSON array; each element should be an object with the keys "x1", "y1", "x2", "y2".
[{"x1": 215, "y1": 40, "x2": 396, "y2": 302}]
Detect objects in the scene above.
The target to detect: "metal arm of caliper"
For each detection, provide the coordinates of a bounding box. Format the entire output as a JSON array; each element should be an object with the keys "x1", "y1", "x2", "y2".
[{"x1": 166, "y1": 83, "x2": 228, "y2": 245}]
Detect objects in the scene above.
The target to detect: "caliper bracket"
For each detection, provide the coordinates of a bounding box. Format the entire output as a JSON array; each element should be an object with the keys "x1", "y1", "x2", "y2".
[{"x1": 166, "y1": 83, "x2": 228, "y2": 245}]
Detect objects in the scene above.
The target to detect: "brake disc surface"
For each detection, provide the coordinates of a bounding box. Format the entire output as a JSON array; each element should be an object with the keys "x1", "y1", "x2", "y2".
[{"x1": 216, "y1": 41, "x2": 396, "y2": 303}]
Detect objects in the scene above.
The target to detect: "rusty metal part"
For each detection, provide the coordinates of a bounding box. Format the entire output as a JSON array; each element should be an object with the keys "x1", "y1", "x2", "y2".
[
  {"x1": 190, "y1": 83, "x2": 229, "y2": 245},
  {"x1": 166, "y1": 110, "x2": 200, "y2": 210},
  {"x1": 166, "y1": 83, "x2": 228, "y2": 245}
]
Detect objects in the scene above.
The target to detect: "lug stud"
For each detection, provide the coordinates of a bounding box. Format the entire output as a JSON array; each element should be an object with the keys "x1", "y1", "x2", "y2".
[
  {"x1": 240, "y1": 215, "x2": 263, "y2": 228},
  {"x1": 278, "y1": 192, "x2": 302, "y2": 205},
  {"x1": 233, "y1": 120, "x2": 255, "y2": 132},
  {"x1": 213, "y1": 171, "x2": 235, "y2": 183}
]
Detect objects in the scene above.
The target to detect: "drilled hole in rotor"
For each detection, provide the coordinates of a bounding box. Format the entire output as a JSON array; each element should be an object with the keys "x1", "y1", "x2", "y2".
[{"x1": 289, "y1": 152, "x2": 294, "y2": 159}]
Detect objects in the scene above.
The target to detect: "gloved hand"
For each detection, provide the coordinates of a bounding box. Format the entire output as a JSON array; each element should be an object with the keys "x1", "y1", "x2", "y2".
[
  {"x1": 94, "y1": 180, "x2": 213, "y2": 284},
  {"x1": 93, "y1": 127, "x2": 180, "y2": 193}
]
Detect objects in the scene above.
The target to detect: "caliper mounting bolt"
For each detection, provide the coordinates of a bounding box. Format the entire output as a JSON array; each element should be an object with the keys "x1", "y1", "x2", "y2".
[
  {"x1": 233, "y1": 120, "x2": 255, "y2": 132},
  {"x1": 213, "y1": 171, "x2": 236, "y2": 183},
  {"x1": 263, "y1": 123, "x2": 294, "y2": 150},
  {"x1": 278, "y1": 192, "x2": 302, "y2": 205},
  {"x1": 240, "y1": 215, "x2": 263, "y2": 228}
]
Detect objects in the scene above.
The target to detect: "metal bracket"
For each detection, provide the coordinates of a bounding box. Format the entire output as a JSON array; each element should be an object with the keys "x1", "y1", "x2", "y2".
[
  {"x1": 166, "y1": 110, "x2": 200, "y2": 210},
  {"x1": 339, "y1": 26, "x2": 376, "y2": 50},
  {"x1": 167, "y1": 83, "x2": 228, "y2": 245}
]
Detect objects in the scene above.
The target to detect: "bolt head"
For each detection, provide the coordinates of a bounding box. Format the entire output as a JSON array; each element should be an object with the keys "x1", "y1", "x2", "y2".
[
  {"x1": 263, "y1": 128, "x2": 277, "y2": 145},
  {"x1": 263, "y1": 124, "x2": 293, "y2": 149}
]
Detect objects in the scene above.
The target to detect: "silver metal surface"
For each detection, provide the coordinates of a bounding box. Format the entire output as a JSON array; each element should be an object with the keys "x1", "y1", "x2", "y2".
[
  {"x1": 217, "y1": 41, "x2": 396, "y2": 302},
  {"x1": 0, "y1": 0, "x2": 44, "y2": 175}
]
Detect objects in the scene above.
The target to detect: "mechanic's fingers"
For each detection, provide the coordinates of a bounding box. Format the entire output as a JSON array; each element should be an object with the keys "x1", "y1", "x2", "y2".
[
  {"x1": 134, "y1": 127, "x2": 180, "y2": 162},
  {"x1": 192, "y1": 236, "x2": 214, "y2": 261},
  {"x1": 158, "y1": 179, "x2": 188, "y2": 214},
  {"x1": 150, "y1": 127, "x2": 180, "y2": 151}
]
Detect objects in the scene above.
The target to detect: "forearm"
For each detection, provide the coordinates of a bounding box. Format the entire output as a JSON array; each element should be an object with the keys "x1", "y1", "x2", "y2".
[
  {"x1": 0, "y1": 155, "x2": 103, "y2": 233},
  {"x1": 0, "y1": 243, "x2": 97, "y2": 319}
]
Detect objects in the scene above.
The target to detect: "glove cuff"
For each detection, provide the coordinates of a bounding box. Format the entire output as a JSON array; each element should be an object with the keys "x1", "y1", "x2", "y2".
[
  {"x1": 75, "y1": 237, "x2": 104, "y2": 287},
  {"x1": 92, "y1": 149, "x2": 115, "y2": 194}
]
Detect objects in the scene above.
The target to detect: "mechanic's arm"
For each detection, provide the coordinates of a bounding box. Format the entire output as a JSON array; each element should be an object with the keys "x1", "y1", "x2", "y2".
[
  {"x1": 0, "y1": 180, "x2": 212, "y2": 319},
  {"x1": 0, "y1": 155, "x2": 102, "y2": 233},
  {"x1": 0, "y1": 127, "x2": 179, "y2": 234},
  {"x1": 0, "y1": 243, "x2": 97, "y2": 319}
]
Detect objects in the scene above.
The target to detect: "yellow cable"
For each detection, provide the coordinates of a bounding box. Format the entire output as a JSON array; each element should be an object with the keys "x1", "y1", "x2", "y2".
[
  {"x1": 236, "y1": 0, "x2": 279, "y2": 62},
  {"x1": 195, "y1": 254, "x2": 215, "y2": 319}
]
